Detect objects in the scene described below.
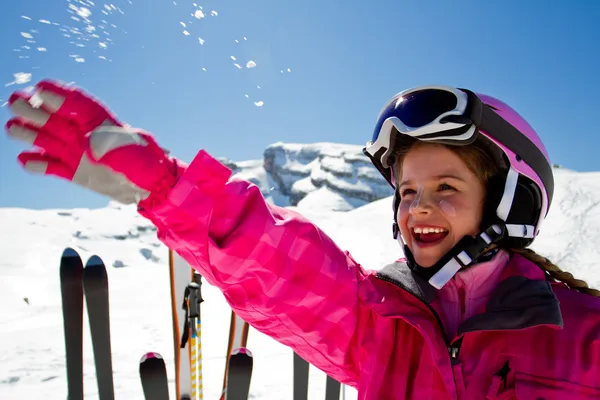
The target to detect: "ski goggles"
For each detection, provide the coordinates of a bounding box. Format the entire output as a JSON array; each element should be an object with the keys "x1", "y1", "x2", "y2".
[
  {"x1": 363, "y1": 85, "x2": 556, "y2": 192},
  {"x1": 363, "y1": 86, "x2": 481, "y2": 186}
]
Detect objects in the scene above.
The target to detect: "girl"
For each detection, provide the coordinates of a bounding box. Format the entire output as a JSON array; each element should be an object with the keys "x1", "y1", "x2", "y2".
[{"x1": 6, "y1": 81, "x2": 600, "y2": 399}]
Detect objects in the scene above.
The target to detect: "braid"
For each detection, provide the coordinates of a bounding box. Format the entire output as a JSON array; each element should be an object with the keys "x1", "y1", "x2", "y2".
[{"x1": 510, "y1": 247, "x2": 600, "y2": 298}]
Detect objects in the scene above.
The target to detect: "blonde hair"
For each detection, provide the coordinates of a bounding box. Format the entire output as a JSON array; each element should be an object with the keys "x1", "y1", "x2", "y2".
[{"x1": 392, "y1": 136, "x2": 600, "y2": 298}]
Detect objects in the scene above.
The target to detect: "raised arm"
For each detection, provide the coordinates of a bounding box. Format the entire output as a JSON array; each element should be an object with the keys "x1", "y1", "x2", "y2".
[
  {"x1": 4, "y1": 79, "x2": 368, "y2": 387},
  {"x1": 138, "y1": 149, "x2": 366, "y2": 386}
]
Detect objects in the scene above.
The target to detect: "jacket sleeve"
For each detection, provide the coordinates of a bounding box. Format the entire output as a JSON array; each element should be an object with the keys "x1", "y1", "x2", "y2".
[{"x1": 138, "y1": 149, "x2": 367, "y2": 387}]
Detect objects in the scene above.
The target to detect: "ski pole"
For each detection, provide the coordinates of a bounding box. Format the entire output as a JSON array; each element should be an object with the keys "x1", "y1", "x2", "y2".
[{"x1": 187, "y1": 277, "x2": 204, "y2": 399}]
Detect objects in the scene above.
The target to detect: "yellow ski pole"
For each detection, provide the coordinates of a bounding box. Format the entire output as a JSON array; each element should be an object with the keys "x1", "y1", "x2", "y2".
[{"x1": 187, "y1": 276, "x2": 204, "y2": 400}]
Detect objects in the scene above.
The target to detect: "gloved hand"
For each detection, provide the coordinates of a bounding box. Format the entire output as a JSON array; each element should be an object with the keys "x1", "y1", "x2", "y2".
[{"x1": 5, "y1": 79, "x2": 186, "y2": 204}]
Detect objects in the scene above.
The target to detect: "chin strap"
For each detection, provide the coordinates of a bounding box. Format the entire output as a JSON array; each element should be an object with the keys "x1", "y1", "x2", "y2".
[
  {"x1": 426, "y1": 224, "x2": 506, "y2": 289},
  {"x1": 399, "y1": 223, "x2": 507, "y2": 289},
  {"x1": 391, "y1": 188, "x2": 538, "y2": 289}
]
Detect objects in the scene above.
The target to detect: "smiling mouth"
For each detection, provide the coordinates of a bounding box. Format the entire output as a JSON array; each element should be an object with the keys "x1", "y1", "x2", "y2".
[{"x1": 412, "y1": 227, "x2": 449, "y2": 247}]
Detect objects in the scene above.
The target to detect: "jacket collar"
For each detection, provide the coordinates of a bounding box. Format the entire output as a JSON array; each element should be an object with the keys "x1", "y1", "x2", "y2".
[{"x1": 375, "y1": 250, "x2": 563, "y2": 333}]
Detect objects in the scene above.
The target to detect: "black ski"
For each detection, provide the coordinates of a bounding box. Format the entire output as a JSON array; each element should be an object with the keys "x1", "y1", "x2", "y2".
[
  {"x1": 223, "y1": 348, "x2": 253, "y2": 400},
  {"x1": 60, "y1": 247, "x2": 85, "y2": 400},
  {"x1": 325, "y1": 375, "x2": 341, "y2": 400},
  {"x1": 82, "y1": 255, "x2": 115, "y2": 400},
  {"x1": 293, "y1": 352, "x2": 309, "y2": 400},
  {"x1": 139, "y1": 352, "x2": 170, "y2": 400}
]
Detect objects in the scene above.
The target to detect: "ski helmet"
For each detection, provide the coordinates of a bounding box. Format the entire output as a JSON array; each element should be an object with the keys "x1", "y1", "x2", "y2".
[{"x1": 363, "y1": 85, "x2": 554, "y2": 289}]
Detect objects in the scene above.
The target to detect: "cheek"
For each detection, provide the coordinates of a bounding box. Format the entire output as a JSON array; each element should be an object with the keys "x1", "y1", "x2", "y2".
[
  {"x1": 398, "y1": 200, "x2": 412, "y2": 217},
  {"x1": 397, "y1": 203, "x2": 411, "y2": 237},
  {"x1": 440, "y1": 195, "x2": 478, "y2": 215},
  {"x1": 444, "y1": 196, "x2": 484, "y2": 231},
  {"x1": 438, "y1": 200, "x2": 456, "y2": 216}
]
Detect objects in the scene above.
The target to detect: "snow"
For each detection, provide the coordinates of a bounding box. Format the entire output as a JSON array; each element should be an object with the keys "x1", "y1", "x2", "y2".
[
  {"x1": 6, "y1": 0, "x2": 129, "y2": 78},
  {"x1": 74, "y1": 6, "x2": 92, "y2": 19},
  {"x1": 0, "y1": 199, "x2": 359, "y2": 399},
  {"x1": 5, "y1": 72, "x2": 32, "y2": 87},
  {"x1": 1, "y1": 149, "x2": 599, "y2": 398},
  {"x1": 296, "y1": 186, "x2": 361, "y2": 212},
  {"x1": 4, "y1": 1, "x2": 291, "y2": 108}
]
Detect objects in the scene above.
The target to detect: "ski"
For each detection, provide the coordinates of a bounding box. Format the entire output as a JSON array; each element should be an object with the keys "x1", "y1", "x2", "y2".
[
  {"x1": 82, "y1": 255, "x2": 115, "y2": 400},
  {"x1": 59, "y1": 247, "x2": 85, "y2": 400},
  {"x1": 325, "y1": 375, "x2": 341, "y2": 400},
  {"x1": 293, "y1": 353, "x2": 342, "y2": 400},
  {"x1": 140, "y1": 352, "x2": 170, "y2": 400},
  {"x1": 223, "y1": 348, "x2": 253, "y2": 400},
  {"x1": 220, "y1": 311, "x2": 250, "y2": 399},
  {"x1": 293, "y1": 352, "x2": 310, "y2": 400},
  {"x1": 169, "y1": 250, "x2": 197, "y2": 400}
]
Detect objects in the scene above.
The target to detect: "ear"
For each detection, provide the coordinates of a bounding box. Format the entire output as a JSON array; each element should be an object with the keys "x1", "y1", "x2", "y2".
[
  {"x1": 481, "y1": 172, "x2": 542, "y2": 248},
  {"x1": 504, "y1": 176, "x2": 542, "y2": 248}
]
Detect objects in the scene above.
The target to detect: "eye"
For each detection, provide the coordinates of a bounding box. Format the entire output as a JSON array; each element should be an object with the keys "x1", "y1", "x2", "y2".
[
  {"x1": 438, "y1": 183, "x2": 456, "y2": 192},
  {"x1": 400, "y1": 188, "x2": 416, "y2": 197}
]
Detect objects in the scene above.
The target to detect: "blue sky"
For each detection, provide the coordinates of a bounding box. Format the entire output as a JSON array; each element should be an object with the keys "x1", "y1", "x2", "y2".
[{"x1": 1, "y1": 0, "x2": 599, "y2": 209}]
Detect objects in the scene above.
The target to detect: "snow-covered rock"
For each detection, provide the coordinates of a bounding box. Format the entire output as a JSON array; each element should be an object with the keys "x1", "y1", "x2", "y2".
[{"x1": 219, "y1": 142, "x2": 394, "y2": 212}]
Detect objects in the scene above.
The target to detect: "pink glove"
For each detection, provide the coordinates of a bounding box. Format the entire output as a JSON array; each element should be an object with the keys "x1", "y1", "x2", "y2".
[{"x1": 5, "y1": 79, "x2": 186, "y2": 204}]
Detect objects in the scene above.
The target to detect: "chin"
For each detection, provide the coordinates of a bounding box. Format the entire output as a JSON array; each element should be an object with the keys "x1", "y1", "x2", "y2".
[
  {"x1": 409, "y1": 245, "x2": 450, "y2": 268},
  {"x1": 406, "y1": 236, "x2": 456, "y2": 268},
  {"x1": 412, "y1": 254, "x2": 439, "y2": 268}
]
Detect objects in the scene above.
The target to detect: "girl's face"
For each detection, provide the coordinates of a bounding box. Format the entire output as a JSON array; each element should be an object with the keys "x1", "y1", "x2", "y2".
[{"x1": 396, "y1": 144, "x2": 486, "y2": 268}]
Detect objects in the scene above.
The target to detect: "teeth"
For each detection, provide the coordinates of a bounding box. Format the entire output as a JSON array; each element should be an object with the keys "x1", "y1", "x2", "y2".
[{"x1": 413, "y1": 227, "x2": 447, "y2": 234}]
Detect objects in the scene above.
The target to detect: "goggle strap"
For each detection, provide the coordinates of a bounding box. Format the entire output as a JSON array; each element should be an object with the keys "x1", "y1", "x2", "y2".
[{"x1": 463, "y1": 89, "x2": 554, "y2": 209}]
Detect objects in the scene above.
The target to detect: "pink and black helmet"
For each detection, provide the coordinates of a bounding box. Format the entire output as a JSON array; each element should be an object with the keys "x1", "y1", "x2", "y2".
[{"x1": 363, "y1": 85, "x2": 554, "y2": 288}]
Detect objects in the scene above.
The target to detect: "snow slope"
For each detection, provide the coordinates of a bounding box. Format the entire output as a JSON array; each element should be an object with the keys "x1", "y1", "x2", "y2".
[{"x1": 1, "y1": 163, "x2": 599, "y2": 399}]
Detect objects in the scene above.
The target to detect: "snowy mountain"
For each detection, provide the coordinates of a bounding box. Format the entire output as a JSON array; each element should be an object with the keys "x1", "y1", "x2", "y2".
[
  {"x1": 219, "y1": 142, "x2": 394, "y2": 211},
  {"x1": 1, "y1": 143, "x2": 600, "y2": 399}
]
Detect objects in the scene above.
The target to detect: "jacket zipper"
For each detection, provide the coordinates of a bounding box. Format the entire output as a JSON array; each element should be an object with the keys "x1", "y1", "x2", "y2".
[{"x1": 375, "y1": 274, "x2": 463, "y2": 362}]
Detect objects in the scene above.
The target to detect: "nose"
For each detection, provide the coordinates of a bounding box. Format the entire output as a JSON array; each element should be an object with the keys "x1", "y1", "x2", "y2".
[
  {"x1": 408, "y1": 192, "x2": 435, "y2": 215},
  {"x1": 409, "y1": 203, "x2": 433, "y2": 215}
]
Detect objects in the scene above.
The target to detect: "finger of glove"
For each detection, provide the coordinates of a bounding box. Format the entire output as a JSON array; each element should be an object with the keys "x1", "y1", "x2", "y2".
[
  {"x1": 35, "y1": 79, "x2": 122, "y2": 131},
  {"x1": 17, "y1": 150, "x2": 76, "y2": 181},
  {"x1": 8, "y1": 92, "x2": 53, "y2": 128},
  {"x1": 6, "y1": 117, "x2": 69, "y2": 154},
  {"x1": 8, "y1": 91, "x2": 90, "y2": 146},
  {"x1": 7, "y1": 91, "x2": 78, "y2": 144}
]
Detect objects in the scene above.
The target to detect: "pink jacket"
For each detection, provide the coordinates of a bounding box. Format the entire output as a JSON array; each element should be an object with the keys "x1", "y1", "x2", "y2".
[{"x1": 139, "y1": 150, "x2": 600, "y2": 399}]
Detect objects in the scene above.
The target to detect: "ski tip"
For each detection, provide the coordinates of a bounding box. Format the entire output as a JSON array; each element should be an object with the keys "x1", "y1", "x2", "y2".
[
  {"x1": 62, "y1": 247, "x2": 80, "y2": 258},
  {"x1": 86, "y1": 255, "x2": 104, "y2": 267},
  {"x1": 140, "y1": 352, "x2": 163, "y2": 363},
  {"x1": 231, "y1": 347, "x2": 253, "y2": 358}
]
